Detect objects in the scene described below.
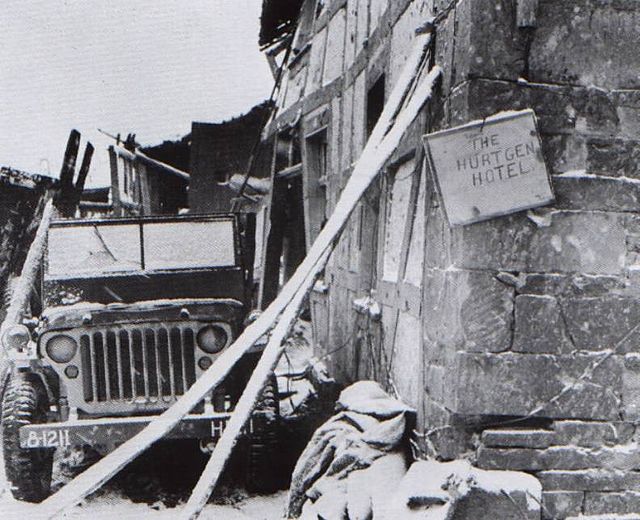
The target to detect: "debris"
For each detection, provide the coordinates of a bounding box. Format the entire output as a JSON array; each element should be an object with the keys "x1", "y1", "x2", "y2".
[
  {"x1": 381, "y1": 459, "x2": 542, "y2": 520},
  {"x1": 0, "y1": 198, "x2": 54, "y2": 383}
]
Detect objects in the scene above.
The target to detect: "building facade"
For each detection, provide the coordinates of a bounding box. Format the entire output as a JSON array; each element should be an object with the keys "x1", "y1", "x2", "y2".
[{"x1": 260, "y1": 0, "x2": 640, "y2": 516}]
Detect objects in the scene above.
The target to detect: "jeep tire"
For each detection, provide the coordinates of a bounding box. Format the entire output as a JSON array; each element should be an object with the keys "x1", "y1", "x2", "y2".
[
  {"x1": 245, "y1": 373, "x2": 280, "y2": 493},
  {"x1": 2, "y1": 372, "x2": 54, "y2": 502}
]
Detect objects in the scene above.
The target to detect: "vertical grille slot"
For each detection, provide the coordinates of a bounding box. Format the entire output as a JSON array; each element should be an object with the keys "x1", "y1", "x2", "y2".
[{"x1": 79, "y1": 324, "x2": 198, "y2": 406}]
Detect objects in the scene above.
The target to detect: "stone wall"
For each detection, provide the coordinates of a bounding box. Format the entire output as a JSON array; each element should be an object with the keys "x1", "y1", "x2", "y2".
[
  {"x1": 263, "y1": 0, "x2": 640, "y2": 517},
  {"x1": 424, "y1": 0, "x2": 640, "y2": 516}
]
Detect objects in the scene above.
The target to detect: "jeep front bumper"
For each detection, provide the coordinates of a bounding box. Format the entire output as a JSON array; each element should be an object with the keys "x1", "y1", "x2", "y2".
[{"x1": 19, "y1": 412, "x2": 230, "y2": 450}]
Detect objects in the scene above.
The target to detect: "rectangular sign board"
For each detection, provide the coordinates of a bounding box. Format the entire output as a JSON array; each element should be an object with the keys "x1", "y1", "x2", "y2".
[{"x1": 423, "y1": 109, "x2": 554, "y2": 226}]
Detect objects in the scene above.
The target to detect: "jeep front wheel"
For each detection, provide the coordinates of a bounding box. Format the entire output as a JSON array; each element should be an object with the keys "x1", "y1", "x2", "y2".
[
  {"x1": 245, "y1": 373, "x2": 280, "y2": 493},
  {"x1": 2, "y1": 372, "x2": 54, "y2": 502}
]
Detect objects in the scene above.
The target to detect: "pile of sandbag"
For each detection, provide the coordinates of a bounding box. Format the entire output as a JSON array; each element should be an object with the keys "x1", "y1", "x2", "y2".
[
  {"x1": 286, "y1": 381, "x2": 542, "y2": 519},
  {"x1": 286, "y1": 381, "x2": 415, "y2": 519}
]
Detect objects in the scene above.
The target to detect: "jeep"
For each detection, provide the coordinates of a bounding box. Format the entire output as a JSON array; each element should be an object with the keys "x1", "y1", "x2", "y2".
[{"x1": 1, "y1": 213, "x2": 278, "y2": 502}]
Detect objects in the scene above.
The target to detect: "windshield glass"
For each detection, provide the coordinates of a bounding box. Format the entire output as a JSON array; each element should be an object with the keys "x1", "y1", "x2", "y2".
[
  {"x1": 143, "y1": 220, "x2": 236, "y2": 270},
  {"x1": 47, "y1": 224, "x2": 141, "y2": 277},
  {"x1": 46, "y1": 219, "x2": 236, "y2": 279}
]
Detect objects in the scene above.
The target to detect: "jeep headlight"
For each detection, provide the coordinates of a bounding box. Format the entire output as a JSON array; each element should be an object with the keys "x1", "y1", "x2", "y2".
[
  {"x1": 2, "y1": 324, "x2": 31, "y2": 352},
  {"x1": 196, "y1": 325, "x2": 228, "y2": 354},
  {"x1": 46, "y1": 335, "x2": 78, "y2": 363}
]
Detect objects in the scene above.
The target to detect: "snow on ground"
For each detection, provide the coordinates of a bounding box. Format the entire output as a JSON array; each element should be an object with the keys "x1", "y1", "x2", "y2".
[{"x1": 0, "y1": 447, "x2": 287, "y2": 519}]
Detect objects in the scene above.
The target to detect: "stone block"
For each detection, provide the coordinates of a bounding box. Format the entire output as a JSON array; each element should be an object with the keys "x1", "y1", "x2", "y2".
[
  {"x1": 445, "y1": 79, "x2": 632, "y2": 143},
  {"x1": 423, "y1": 269, "x2": 514, "y2": 354},
  {"x1": 623, "y1": 354, "x2": 640, "y2": 422},
  {"x1": 553, "y1": 421, "x2": 635, "y2": 448},
  {"x1": 453, "y1": 352, "x2": 623, "y2": 420},
  {"x1": 541, "y1": 134, "x2": 588, "y2": 175},
  {"x1": 586, "y1": 138, "x2": 640, "y2": 179},
  {"x1": 477, "y1": 446, "x2": 600, "y2": 471},
  {"x1": 553, "y1": 174, "x2": 640, "y2": 212},
  {"x1": 452, "y1": 0, "x2": 528, "y2": 86},
  {"x1": 560, "y1": 296, "x2": 640, "y2": 353},
  {"x1": 584, "y1": 491, "x2": 640, "y2": 515},
  {"x1": 385, "y1": 460, "x2": 541, "y2": 520},
  {"x1": 615, "y1": 90, "x2": 640, "y2": 140},
  {"x1": 482, "y1": 428, "x2": 556, "y2": 449},
  {"x1": 542, "y1": 491, "x2": 584, "y2": 520},
  {"x1": 539, "y1": 469, "x2": 640, "y2": 492},
  {"x1": 517, "y1": 273, "x2": 626, "y2": 299},
  {"x1": 529, "y1": 0, "x2": 640, "y2": 90},
  {"x1": 453, "y1": 210, "x2": 627, "y2": 276},
  {"x1": 433, "y1": 1, "x2": 456, "y2": 93},
  {"x1": 513, "y1": 295, "x2": 573, "y2": 354}
]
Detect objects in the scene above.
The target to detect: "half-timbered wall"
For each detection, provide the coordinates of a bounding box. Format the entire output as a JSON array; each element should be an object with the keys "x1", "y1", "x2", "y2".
[{"x1": 262, "y1": 1, "x2": 640, "y2": 516}]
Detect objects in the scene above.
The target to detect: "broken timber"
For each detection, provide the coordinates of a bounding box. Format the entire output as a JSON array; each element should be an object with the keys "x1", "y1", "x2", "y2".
[
  {"x1": 0, "y1": 198, "x2": 54, "y2": 385},
  {"x1": 34, "y1": 33, "x2": 440, "y2": 519}
]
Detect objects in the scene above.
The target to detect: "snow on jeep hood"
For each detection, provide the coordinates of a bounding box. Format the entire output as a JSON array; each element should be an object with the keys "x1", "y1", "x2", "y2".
[{"x1": 41, "y1": 298, "x2": 244, "y2": 329}]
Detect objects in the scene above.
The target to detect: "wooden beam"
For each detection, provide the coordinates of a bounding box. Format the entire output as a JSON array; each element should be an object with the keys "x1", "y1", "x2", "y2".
[
  {"x1": 0, "y1": 199, "x2": 54, "y2": 381},
  {"x1": 74, "y1": 142, "x2": 94, "y2": 193},
  {"x1": 34, "y1": 34, "x2": 438, "y2": 519},
  {"x1": 108, "y1": 146, "x2": 122, "y2": 216},
  {"x1": 58, "y1": 130, "x2": 80, "y2": 190}
]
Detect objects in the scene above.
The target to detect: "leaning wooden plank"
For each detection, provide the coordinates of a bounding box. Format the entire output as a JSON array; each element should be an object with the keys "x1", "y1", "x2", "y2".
[
  {"x1": 181, "y1": 63, "x2": 443, "y2": 520},
  {"x1": 0, "y1": 198, "x2": 54, "y2": 382},
  {"x1": 182, "y1": 248, "x2": 332, "y2": 519},
  {"x1": 35, "y1": 34, "x2": 435, "y2": 519}
]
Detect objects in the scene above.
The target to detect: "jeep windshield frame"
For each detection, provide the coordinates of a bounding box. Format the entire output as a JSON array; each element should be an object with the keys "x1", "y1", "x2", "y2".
[{"x1": 45, "y1": 214, "x2": 241, "y2": 281}]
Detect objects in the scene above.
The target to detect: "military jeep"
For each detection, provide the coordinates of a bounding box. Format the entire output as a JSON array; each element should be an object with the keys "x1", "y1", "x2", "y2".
[{"x1": 1, "y1": 213, "x2": 278, "y2": 502}]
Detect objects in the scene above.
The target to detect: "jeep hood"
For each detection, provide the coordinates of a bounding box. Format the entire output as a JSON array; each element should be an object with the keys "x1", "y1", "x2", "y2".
[{"x1": 40, "y1": 298, "x2": 245, "y2": 331}]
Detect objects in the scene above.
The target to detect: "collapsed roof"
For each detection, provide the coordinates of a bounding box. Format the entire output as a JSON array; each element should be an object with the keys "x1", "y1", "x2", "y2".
[{"x1": 259, "y1": 0, "x2": 305, "y2": 48}]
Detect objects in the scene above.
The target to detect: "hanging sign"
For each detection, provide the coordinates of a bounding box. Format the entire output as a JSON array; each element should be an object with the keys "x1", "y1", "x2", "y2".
[{"x1": 423, "y1": 109, "x2": 554, "y2": 226}]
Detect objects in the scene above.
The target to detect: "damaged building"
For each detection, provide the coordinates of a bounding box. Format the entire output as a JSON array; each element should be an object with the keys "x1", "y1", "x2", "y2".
[{"x1": 258, "y1": 0, "x2": 640, "y2": 517}]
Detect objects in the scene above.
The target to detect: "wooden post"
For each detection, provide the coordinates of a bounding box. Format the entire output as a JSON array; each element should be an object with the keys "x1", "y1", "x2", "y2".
[
  {"x1": 75, "y1": 142, "x2": 94, "y2": 194},
  {"x1": 0, "y1": 199, "x2": 54, "y2": 384},
  {"x1": 56, "y1": 130, "x2": 81, "y2": 216},
  {"x1": 34, "y1": 35, "x2": 438, "y2": 519},
  {"x1": 108, "y1": 145, "x2": 122, "y2": 216}
]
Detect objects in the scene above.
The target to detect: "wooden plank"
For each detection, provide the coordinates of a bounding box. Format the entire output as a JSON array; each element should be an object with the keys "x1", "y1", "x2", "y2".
[
  {"x1": 74, "y1": 142, "x2": 94, "y2": 193},
  {"x1": 0, "y1": 199, "x2": 54, "y2": 381},
  {"x1": 108, "y1": 146, "x2": 122, "y2": 216},
  {"x1": 58, "y1": 129, "x2": 80, "y2": 191},
  {"x1": 34, "y1": 34, "x2": 438, "y2": 519}
]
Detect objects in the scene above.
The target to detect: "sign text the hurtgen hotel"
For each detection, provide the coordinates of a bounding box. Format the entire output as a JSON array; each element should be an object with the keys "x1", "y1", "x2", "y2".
[{"x1": 423, "y1": 110, "x2": 554, "y2": 226}]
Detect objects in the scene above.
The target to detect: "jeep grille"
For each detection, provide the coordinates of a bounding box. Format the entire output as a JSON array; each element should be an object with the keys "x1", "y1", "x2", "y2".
[{"x1": 80, "y1": 325, "x2": 198, "y2": 404}]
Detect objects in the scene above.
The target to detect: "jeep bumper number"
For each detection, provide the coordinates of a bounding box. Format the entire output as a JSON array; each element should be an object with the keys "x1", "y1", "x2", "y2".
[{"x1": 19, "y1": 413, "x2": 230, "y2": 449}]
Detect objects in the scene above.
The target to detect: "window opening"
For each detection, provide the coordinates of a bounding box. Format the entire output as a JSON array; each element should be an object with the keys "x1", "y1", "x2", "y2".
[{"x1": 367, "y1": 74, "x2": 386, "y2": 138}]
